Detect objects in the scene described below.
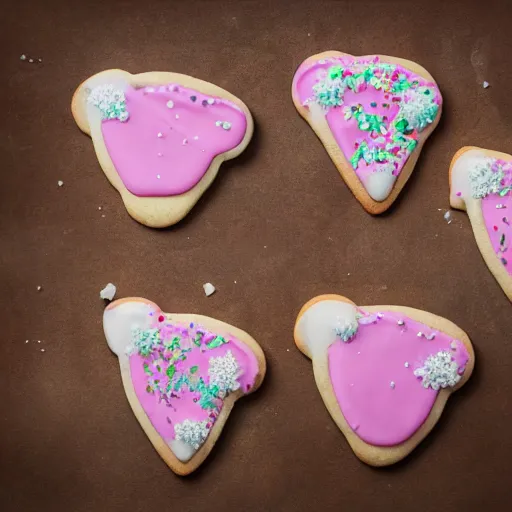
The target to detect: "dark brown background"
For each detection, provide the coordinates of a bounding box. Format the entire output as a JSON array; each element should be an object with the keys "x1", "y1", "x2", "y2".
[{"x1": 1, "y1": 0, "x2": 512, "y2": 510}]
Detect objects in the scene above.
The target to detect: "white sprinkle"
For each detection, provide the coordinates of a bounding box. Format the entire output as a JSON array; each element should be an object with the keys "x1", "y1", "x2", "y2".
[
  {"x1": 37, "y1": 285, "x2": 42, "y2": 291},
  {"x1": 390, "y1": 381, "x2": 395, "y2": 389},
  {"x1": 404, "y1": 362, "x2": 410, "y2": 368},
  {"x1": 357, "y1": 351, "x2": 361, "y2": 355},
  {"x1": 175, "y1": 114, "x2": 180, "y2": 119},
  {"x1": 157, "y1": 132, "x2": 163, "y2": 138},
  {"x1": 157, "y1": 174, "x2": 161, "y2": 179},
  {"x1": 29, "y1": 58, "x2": 34, "y2": 63},
  {"x1": 41, "y1": 349, "x2": 45, "y2": 352},
  {"x1": 207, "y1": 98, "x2": 215, "y2": 105},
  {"x1": 20, "y1": 54, "x2": 27, "y2": 60},
  {"x1": 397, "y1": 319, "x2": 405, "y2": 326},
  {"x1": 157, "y1": 152, "x2": 163, "y2": 157},
  {"x1": 444, "y1": 211, "x2": 452, "y2": 224},
  {"x1": 496, "y1": 204, "x2": 506, "y2": 209},
  {"x1": 99, "y1": 283, "x2": 116, "y2": 301},
  {"x1": 57, "y1": 180, "x2": 64, "y2": 187},
  {"x1": 193, "y1": 135, "x2": 199, "y2": 140},
  {"x1": 483, "y1": 81, "x2": 490, "y2": 89},
  {"x1": 450, "y1": 341, "x2": 458, "y2": 350},
  {"x1": 425, "y1": 332, "x2": 436, "y2": 340},
  {"x1": 417, "y1": 332, "x2": 423, "y2": 337},
  {"x1": 182, "y1": 138, "x2": 188, "y2": 145},
  {"x1": 203, "y1": 282, "x2": 216, "y2": 297},
  {"x1": 166, "y1": 100, "x2": 174, "y2": 109},
  {"x1": 215, "y1": 120, "x2": 222, "y2": 127}
]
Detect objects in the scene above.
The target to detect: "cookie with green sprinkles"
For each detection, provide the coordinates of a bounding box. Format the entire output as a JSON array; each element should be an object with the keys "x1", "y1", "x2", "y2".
[
  {"x1": 450, "y1": 146, "x2": 512, "y2": 301},
  {"x1": 103, "y1": 297, "x2": 266, "y2": 475},
  {"x1": 292, "y1": 51, "x2": 442, "y2": 214}
]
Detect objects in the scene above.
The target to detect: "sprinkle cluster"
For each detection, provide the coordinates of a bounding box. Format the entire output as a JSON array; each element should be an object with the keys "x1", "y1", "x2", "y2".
[
  {"x1": 87, "y1": 84, "x2": 129, "y2": 122},
  {"x1": 174, "y1": 419, "x2": 210, "y2": 450},
  {"x1": 414, "y1": 350, "x2": 462, "y2": 390},
  {"x1": 334, "y1": 318, "x2": 359, "y2": 342},
  {"x1": 208, "y1": 350, "x2": 241, "y2": 397},
  {"x1": 309, "y1": 58, "x2": 440, "y2": 175},
  {"x1": 469, "y1": 157, "x2": 512, "y2": 199}
]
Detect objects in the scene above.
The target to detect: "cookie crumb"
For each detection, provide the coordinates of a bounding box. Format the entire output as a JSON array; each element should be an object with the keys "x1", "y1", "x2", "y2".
[
  {"x1": 203, "y1": 283, "x2": 216, "y2": 297},
  {"x1": 99, "y1": 283, "x2": 116, "y2": 301},
  {"x1": 57, "y1": 180, "x2": 64, "y2": 187},
  {"x1": 444, "y1": 211, "x2": 452, "y2": 224},
  {"x1": 483, "y1": 81, "x2": 490, "y2": 89}
]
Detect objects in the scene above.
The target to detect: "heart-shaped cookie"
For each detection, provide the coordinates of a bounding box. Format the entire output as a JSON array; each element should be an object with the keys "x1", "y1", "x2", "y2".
[
  {"x1": 72, "y1": 70, "x2": 253, "y2": 228},
  {"x1": 450, "y1": 146, "x2": 512, "y2": 301},
  {"x1": 294, "y1": 294, "x2": 474, "y2": 466},
  {"x1": 103, "y1": 298, "x2": 266, "y2": 475},
  {"x1": 292, "y1": 52, "x2": 442, "y2": 214}
]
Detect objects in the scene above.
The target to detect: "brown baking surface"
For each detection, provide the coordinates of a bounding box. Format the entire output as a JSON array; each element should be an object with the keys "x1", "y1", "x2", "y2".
[{"x1": 1, "y1": 0, "x2": 511, "y2": 510}]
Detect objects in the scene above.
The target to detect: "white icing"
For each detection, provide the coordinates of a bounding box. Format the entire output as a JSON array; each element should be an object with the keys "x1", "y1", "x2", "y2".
[
  {"x1": 297, "y1": 300, "x2": 358, "y2": 358},
  {"x1": 450, "y1": 149, "x2": 488, "y2": 202},
  {"x1": 103, "y1": 301, "x2": 155, "y2": 356},
  {"x1": 169, "y1": 439, "x2": 197, "y2": 462},
  {"x1": 364, "y1": 169, "x2": 396, "y2": 201},
  {"x1": 208, "y1": 350, "x2": 241, "y2": 396}
]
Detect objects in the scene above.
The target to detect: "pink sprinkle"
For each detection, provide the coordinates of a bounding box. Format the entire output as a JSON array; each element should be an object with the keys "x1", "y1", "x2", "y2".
[
  {"x1": 494, "y1": 226, "x2": 499, "y2": 231},
  {"x1": 456, "y1": 192, "x2": 462, "y2": 197}
]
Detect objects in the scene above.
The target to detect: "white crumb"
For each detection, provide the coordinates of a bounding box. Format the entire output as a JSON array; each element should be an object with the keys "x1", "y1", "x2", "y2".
[
  {"x1": 41, "y1": 349, "x2": 45, "y2": 352},
  {"x1": 286, "y1": 349, "x2": 290, "y2": 352},
  {"x1": 101, "y1": 214, "x2": 105, "y2": 218},
  {"x1": 57, "y1": 180, "x2": 64, "y2": 187},
  {"x1": 98, "y1": 206, "x2": 102, "y2": 210},
  {"x1": 36, "y1": 285, "x2": 42, "y2": 291},
  {"x1": 99, "y1": 283, "x2": 117, "y2": 301},
  {"x1": 37, "y1": 340, "x2": 41, "y2": 343},
  {"x1": 444, "y1": 211, "x2": 452, "y2": 224},
  {"x1": 203, "y1": 282, "x2": 216, "y2": 297},
  {"x1": 25, "y1": 340, "x2": 29, "y2": 344},
  {"x1": 483, "y1": 81, "x2": 490, "y2": 89},
  {"x1": 234, "y1": 280, "x2": 237, "y2": 284},
  {"x1": 38, "y1": 58, "x2": 42, "y2": 62},
  {"x1": 20, "y1": 54, "x2": 26, "y2": 60},
  {"x1": 29, "y1": 58, "x2": 34, "y2": 63}
]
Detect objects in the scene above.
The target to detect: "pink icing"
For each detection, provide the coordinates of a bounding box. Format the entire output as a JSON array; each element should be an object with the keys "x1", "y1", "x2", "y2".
[
  {"x1": 328, "y1": 310, "x2": 469, "y2": 446},
  {"x1": 101, "y1": 85, "x2": 247, "y2": 196},
  {"x1": 481, "y1": 178, "x2": 512, "y2": 276},
  {"x1": 129, "y1": 314, "x2": 259, "y2": 443},
  {"x1": 292, "y1": 56, "x2": 442, "y2": 187}
]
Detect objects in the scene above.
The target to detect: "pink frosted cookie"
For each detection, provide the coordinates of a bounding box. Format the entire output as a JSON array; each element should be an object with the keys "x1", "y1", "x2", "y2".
[
  {"x1": 294, "y1": 294, "x2": 474, "y2": 466},
  {"x1": 72, "y1": 70, "x2": 253, "y2": 227},
  {"x1": 450, "y1": 146, "x2": 512, "y2": 301},
  {"x1": 292, "y1": 51, "x2": 442, "y2": 214},
  {"x1": 103, "y1": 298, "x2": 266, "y2": 475}
]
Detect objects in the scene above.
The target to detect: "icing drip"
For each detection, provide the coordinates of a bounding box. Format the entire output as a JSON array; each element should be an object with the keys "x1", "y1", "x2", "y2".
[
  {"x1": 88, "y1": 84, "x2": 129, "y2": 122},
  {"x1": 174, "y1": 419, "x2": 210, "y2": 450},
  {"x1": 413, "y1": 350, "x2": 462, "y2": 390}
]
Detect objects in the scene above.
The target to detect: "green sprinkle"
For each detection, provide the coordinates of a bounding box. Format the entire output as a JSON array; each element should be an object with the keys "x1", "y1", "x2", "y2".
[
  {"x1": 500, "y1": 234, "x2": 506, "y2": 245},
  {"x1": 499, "y1": 187, "x2": 512, "y2": 197},
  {"x1": 395, "y1": 118, "x2": 409, "y2": 133},
  {"x1": 190, "y1": 366, "x2": 199, "y2": 374},
  {"x1": 166, "y1": 364, "x2": 176, "y2": 380},
  {"x1": 329, "y1": 66, "x2": 343, "y2": 80},
  {"x1": 193, "y1": 332, "x2": 203, "y2": 346},
  {"x1": 207, "y1": 335, "x2": 227, "y2": 349},
  {"x1": 143, "y1": 363, "x2": 152, "y2": 375},
  {"x1": 145, "y1": 385, "x2": 153, "y2": 393}
]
